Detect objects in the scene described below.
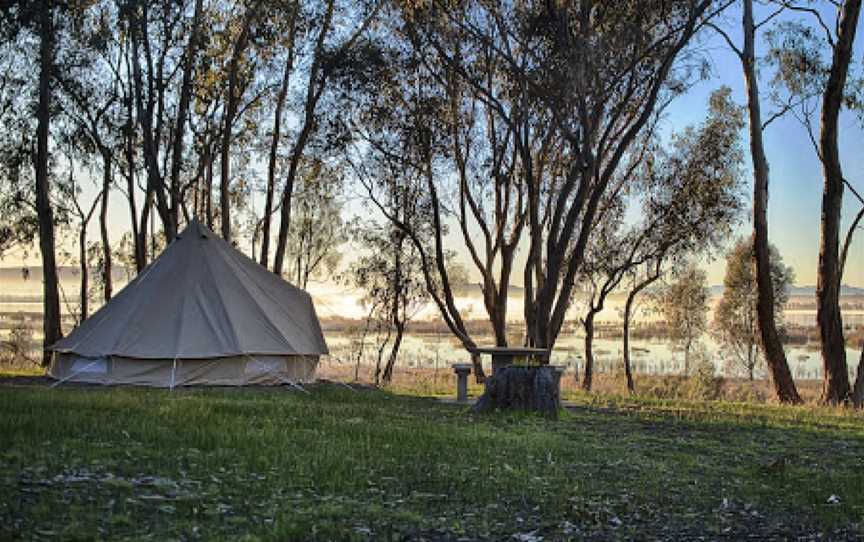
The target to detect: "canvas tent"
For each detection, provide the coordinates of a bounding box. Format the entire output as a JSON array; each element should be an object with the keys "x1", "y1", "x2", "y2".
[{"x1": 49, "y1": 218, "x2": 328, "y2": 387}]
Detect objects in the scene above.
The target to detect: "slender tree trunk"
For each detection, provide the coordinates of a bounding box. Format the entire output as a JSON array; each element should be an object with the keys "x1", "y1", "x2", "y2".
[
  {"x1": 374, "y1": 326, "x2": 392, "y2": 386},
  {"x1": 220, "y1": 16, "x2": 252, "y2": 243},
  {"x1": 78, "y1": 221, "x2": 89, "y2": 321},
  {"x1": 99, "y1": 151, "x2": 113, "y2": 301},
  {"x1": 741, "y1": 0, "x2": 801, "y2": 403},
  {"x1": 273, "y1": 0, "x2": 336, "y2": 276},
  {"x1": 622, "y1": 272, "x2": 661, "y2": 393},
  {"x1": 168, "y1": 0, "x2": 203, "y2": 234},
  {"x1": 36, "y1": 6, "x2": 62, "y2": 366},
  {"x1": 382, "y1": 321, "x2": 405, "y2": 383},
  {"x1": 128, "y1": 6, "x2": 173, "y2": 241},
  {"x1": 123, "y1": 92, "x2": 144, "y2": 272},
  {"x1": 261, "y1": 17, "x2": 296, "y2": 268},
  {"x1": 138, "y1": 191, "x2": 152, "y2": 266},
  {"x1": 582, "y1": 311, "x2": 596, "y2": 391},
  {"x1": 205, "y1": 151, "x2": 214, "y2": 229},
  {"x1": 816, "y1": 0, "x2": 860, "y2": 404},
  {"x1": 684, "y1": 336, "x2": 692, "y2": 375},
  {"x1": 852, "y1": 342, "x2": 864, "y2": 407}
]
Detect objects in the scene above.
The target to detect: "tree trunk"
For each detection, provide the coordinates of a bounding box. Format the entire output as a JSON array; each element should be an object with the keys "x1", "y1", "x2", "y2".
[
  {"x1": 473, "y1": 365, "x2": 560, "y2": 418},
  {"x1": 99, "y1": 151, "x2": 112, "y2": 301},
  {"x1": 582, "y1": 311, "x2": 595, "y2": 391},
  {"x1": 128, "y1": 5, "x2": 173, "y2": 241},
  {"x1": 684, "y1": 336, "x2": 692, "y2": 375},
  {"x1": 852, "y1": 342, "x2": 864, "y2": 408},
  {"x1": 261, "y1": 17, "x2": 296, "y2": 269},
  {"x1": 78, "y1": 223, "x2": 88, "y2": 322},
  {"x1": 741, "y1": 0, "x2": 801, "y2": 403},
  {"x1": 219, "y1": 19, "x2": 251, "y2": 243},
  {"x1": 273, "y1": 0, "x2": 336, "y2": 276},
  {"x1": 373, "y1": 326, "x2": 391, "y2": 386},
  {"x1": 169, "y1": 0, "x2": 203, "y2": 234},
  {"x1": 622, "y1": 272, "x2": 661, "y2": 394},
  {"x1": 382, "y1": 321, "x2": 405, "y2": 383},
  {"x1": 138, "y1": 191, "x2": 152, "y2": 268},
  {"x1": 122, "y1": 85, "x2": 144, "y2": 272},
  {"x1": 205, "y1": 151, "x2": 214, "y2": 230},
  {"x1": 816, "y1": 0, "x2": 860, "y2": 404},
  {"x1": 36, "y1": 6, "x2": 62, "y2": 366}
]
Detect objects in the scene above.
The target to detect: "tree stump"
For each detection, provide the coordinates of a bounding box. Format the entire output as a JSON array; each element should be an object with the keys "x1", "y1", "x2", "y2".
[{"x1": 472, "y1": 365, "x2": 560, "y2": 418}]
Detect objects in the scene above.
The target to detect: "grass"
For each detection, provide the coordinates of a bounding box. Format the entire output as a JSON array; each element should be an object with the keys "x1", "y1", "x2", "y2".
[{"x1": 1, "y1": 378, "x2": 863, "y2": 540}]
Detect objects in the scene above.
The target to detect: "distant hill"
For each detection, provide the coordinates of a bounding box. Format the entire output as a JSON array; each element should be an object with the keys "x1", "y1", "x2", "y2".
[
  {"x1": 708, "y1": 284, "x2": 864, "y2": 297},
  {"x1": 0, "y1": 266, "x2": 130, "y2": 282},
  {"x1": 4, "y1": 267, "x2": 864, "y2": 298}
]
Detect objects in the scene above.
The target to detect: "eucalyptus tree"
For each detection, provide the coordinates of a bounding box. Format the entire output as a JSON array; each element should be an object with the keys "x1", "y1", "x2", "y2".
[
  {"x1": 0, "y1": 0, "x2": 86, "y2": 363},
  {"x1": 348, "y1": 209, "x2": 428, "y2": 385},
  {"x1": 347, "y1": 3, "x2": 541, "y2": 379},
  {"x1": 284, "y1": 160, "x2": 346, "y2": 289},
  {"x1": 660, "y1": 265, "x2": 710, "y2": 375},
  {"x1": 270, "y1": 0, "x2": 382, "y2": 276},
  {"x1": 121, "y1": 0, "x2": 207, "y2": 242},
  {"x1": 617, "y1": 87, "x2": 746, "y2": 393},
  {"x1": 399, "y1": 0, "x2": 728, "y2": 354},
  {"x1": 713, "y1": 238, "x2": 793, "y2": 381},
  {"x1": 804, "y1": 1, "x2": 860, "y2": 404},
  {"x1": 54, "y1": 0, "x2": 128, "y2": 303},
  {"x1": 725, "y1": 0, "x2": 863, "y2": 404},
  {"x1": 708, "y1": 0, "x2": 807, "y2": 402}
]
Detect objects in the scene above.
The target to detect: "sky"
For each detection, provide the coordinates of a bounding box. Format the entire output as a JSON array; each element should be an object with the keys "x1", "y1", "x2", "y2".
[{"x1": 2, "y1": 2, "x2": 864, "y2": 290}]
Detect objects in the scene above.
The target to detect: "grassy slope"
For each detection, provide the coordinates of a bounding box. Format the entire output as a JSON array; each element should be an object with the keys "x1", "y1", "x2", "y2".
[{"x1": 1, "y1": 383, "x2": 863, "y2": 541}]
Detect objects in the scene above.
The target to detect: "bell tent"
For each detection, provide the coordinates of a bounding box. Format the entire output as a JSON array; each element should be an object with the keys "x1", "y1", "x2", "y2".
[{"x1": 49, "y1": 218, "x2": 328, "y2": 387}]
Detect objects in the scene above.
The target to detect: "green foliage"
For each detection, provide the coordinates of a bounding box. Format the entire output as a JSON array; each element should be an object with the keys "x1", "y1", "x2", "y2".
[
  {"x1": 687, "y1": 352, "x2": 725, "y2": 401},
  {"x1": 659, "y1": 264, "x2": 709, "y2": 373},
  {"x1": 284, "y1": 160, "x2": 346, "y2": 288},
  {"x1": 0, "y1": 316, "x2": 35, "y2": 366},
  {"x1": 713, "y1": 238, "x2": 794, "y2": 380}
]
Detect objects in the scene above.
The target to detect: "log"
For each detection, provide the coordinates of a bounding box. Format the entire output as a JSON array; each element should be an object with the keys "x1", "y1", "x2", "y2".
[{"x1": 472, "y1": 365, "x2": 560, "y2": 418}]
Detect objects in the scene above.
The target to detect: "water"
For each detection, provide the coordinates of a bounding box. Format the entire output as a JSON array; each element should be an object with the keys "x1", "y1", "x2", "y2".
[
  {"x1": 1, "y1": 272, "x2": 860, "y2": 382},
  {"x1": 324, "y1": 330, "x2": 860, "y2": 382}
]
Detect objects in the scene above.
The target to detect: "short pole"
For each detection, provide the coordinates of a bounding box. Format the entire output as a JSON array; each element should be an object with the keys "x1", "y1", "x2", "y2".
[{"x1": 452, "y1": 363, "x2": 473, "y2": 402}]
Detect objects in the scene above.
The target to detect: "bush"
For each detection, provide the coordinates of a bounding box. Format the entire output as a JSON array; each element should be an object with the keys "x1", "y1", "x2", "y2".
[
  {"x1": 724, "y1": 382, "x2": 769, "y2": 404},
  {"x1": 1, "y1": 316, "x2": 35, "y2": 366},
  {"x1": 686, "y1": 356, "x2": 725, "y2": 401}
]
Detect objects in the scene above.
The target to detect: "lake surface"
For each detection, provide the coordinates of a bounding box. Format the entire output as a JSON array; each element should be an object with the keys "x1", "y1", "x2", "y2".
[{"x1": 1, "y1": 273, "x2": 860, "y2": 381}]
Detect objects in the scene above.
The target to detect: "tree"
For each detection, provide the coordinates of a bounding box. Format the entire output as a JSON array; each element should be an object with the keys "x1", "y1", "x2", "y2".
[
  {"x1": 753, "y1": 0, "x2": 863, "y2": 404},
  {"x1": 283, "y1": 161, "x2": 345, "y2": 289},
  {"x1": 66, "y1": 162, "x2": 103, "y2": 323},
  {"x1": 709, "y1": 0, "x2": 803, "y2": 402},
  {"x1": 350, "y1": 1, "x2": 727, "y2": 386},
  {"x1": 814, "y1": 0, "x2": 861, "y2": 404},
  {"x1": 714, "y1": 238, "x2": 794, "y2": 381},
  {"x1": 348, "y1": 217, "x2": 427, "y2": 385},
  {"x1": 660, "y1": 265, "x2": 709, "y2": 375},
  {"x1": 619, "y1": 87, "x2": 745, "y2": 393},
  {"x1": 0, "y1": 2, "x2": 67, "y2": 365},
  {"x1": 271, "y1": 0, "x2": 380, "y2": 276}
]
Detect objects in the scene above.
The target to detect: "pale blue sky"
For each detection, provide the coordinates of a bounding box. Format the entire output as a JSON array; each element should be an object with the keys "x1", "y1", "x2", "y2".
[{"x1": 664, "y1": 2, "x2": 864, "y2": 286}]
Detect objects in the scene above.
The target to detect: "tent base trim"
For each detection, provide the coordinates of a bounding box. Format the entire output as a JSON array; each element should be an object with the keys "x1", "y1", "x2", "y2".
[{"x1": 49, "y1": 353, "x2": 319, "y2": 388}]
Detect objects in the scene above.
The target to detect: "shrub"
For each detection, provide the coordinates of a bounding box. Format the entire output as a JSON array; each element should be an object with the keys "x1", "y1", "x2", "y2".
[{"x1": 1, "y1": 316, "x2": 35, "y2": 366}]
